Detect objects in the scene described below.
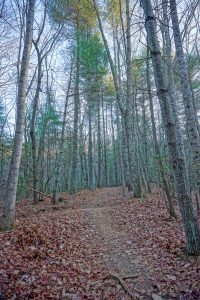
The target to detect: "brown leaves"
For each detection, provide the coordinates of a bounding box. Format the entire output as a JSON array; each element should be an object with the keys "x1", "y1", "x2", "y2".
[
  {"x1": 0, "y1": 187, "x2": 199, "y2": 299},
  {"x1": 14, "y1": 225, "x2": 46, "y2": 247},
  {"x1": 109, "y1": 189, "x2": 200, "y2": 299}
]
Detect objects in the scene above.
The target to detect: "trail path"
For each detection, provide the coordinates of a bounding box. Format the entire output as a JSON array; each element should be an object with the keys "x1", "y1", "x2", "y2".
[
  {"x1": 66, "y1": 187, "x2": 153, "y2": 299},
  {"x1": 86, "y1": 205, "x2": 135, "y2": 273}
]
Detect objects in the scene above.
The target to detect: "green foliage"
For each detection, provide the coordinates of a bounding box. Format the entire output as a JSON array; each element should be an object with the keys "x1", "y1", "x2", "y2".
[
  {"x1": 106, "y1": 0, "x2": 125, "y2": 28},
  {"x1": 36, "y1": 105, "x2": 62, "y2": 136},
  {"x1": 103, "y1": 75, "x2": 115, "y2": 96},
  {"x1": 48, "y1": 0, "x2": 96, "y2": 28},
  {"x1": 46, "y1": 105, "x2": 62, "y2": 126},
  {"x1": 76, "y1": 0, "x2": 97, "y2": 28},
  {"x1": 80, "y1": 33, "x2": 108, "y2": 77},
  {"x1": 79, "y1": 33, "x2": 108, "y2": 114}
]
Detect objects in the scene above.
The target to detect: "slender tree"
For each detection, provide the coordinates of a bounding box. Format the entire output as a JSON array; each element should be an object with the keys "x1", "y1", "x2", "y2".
[{"x1": 0, "y1": 0, "x2": 36, "y2": 231}]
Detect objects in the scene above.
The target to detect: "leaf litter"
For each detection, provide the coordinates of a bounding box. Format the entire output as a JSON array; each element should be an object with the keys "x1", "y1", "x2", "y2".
[{"x1": 0, "y1": 187, "x2": 199, "y2": 299}]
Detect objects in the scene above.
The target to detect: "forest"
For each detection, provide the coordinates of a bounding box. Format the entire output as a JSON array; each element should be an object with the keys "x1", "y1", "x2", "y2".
[{"x1": 0, "y1": 0, "x2": 200, "y2": 299}]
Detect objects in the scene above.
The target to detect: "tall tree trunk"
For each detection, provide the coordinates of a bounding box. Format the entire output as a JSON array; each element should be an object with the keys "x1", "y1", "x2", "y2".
[
  {"x1": 1, "y1": 0, "x2": 36, "y2": 231},
  {"x1": 111, "y1": 103, "x2": 118, "y2": 186},
  {"x1": 124, "y1": 0, "x2": 135, "y2": 193},
  {"x1": 70, "y1": 19, "x2": 80, "y2": 194},
  {"x1": 141, "y1": 0, "x2": 200, "y2": 255},
  {"x1": 30, "y1": 50, "x2": 42, "y2": 203},
  {"x1": 88, "y1": 97, "x2": 93, "y2": 190},
  {"x1": 135, "y1": 96, "x2": 149, "y2": 194},
  {"x1": 161, "y1": 0, "x2": 179, "y2": 127},
  {"x1": 169, "y1": 0, "x2": 200, "y2": 189},
  {"x1": 102, "y1": 94, "x2": 108, "y2": 186},
  {"x1": 97, "y1": 93, "x2": 102, "y2": 187},
  {"x1": 116, "y1": 107, "x2": 126, "y2": 194},
  {"x1": 147, "y1": 52, "x2": 176, "y2": 218}
]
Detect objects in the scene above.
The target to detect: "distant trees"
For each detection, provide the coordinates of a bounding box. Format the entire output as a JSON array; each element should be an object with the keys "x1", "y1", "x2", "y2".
[
  {"x1": 79, "y1": 33, "x2": 107, "y2": 190},
  {"x1": 30, "y1": 1, "x2": 61, "y2": 203}
]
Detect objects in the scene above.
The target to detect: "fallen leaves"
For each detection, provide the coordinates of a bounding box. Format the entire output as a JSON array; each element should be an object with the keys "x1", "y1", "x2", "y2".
[{"x1": 0, "y1": 187, "x2": 199, "y2": 299}]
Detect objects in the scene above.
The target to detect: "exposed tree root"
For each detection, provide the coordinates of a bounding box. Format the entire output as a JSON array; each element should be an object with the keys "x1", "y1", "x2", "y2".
[
  {"x1": 90, "y1": 273, "x2": 142, "y2": 299},
  {"x1": 106, "y1": 273, "x2": 135, "y2": 299}
]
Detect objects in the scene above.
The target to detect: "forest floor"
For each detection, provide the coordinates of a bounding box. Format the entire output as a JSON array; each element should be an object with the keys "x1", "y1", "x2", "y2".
[{"x1": 0, "y1": 187, "x2": 200, "y2": 300}]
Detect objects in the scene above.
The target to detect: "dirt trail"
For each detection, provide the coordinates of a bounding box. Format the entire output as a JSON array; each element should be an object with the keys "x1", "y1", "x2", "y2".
[
  {"x1": 86, "y1": 206, "x2": 137, "y2": 274},
  {"x1": 76, "y1": 188, "x2": 153, "y2": 298}
]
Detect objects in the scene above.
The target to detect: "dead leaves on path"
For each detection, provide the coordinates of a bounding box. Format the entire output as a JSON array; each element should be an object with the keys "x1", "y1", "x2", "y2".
[
  {"x1": 0, "y1": 208, "x2": 106, "y2": 299},
  {"x1": 110, "y1": 190, "x2": 200, "y2": 299},
  {"x1": 0, "y1": 187, "x2": 200, "y2": 299}
]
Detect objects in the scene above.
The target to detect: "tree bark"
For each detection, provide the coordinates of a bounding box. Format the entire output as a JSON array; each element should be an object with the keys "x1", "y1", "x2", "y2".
[
  {"x1": 97, "y1": 92, "x2": 102, "y2": 187},
  {"x1": 147, "y1": 52, "x2": 176, "y2": 218},
  {"x1": 88, "y1": 96, "x2": 93, "y2": 190},
  {"x1": 1, "y1": 0, "x2": 36, "y2": 231},
  {"x1": 70, "y1": 18, "x2": 80, "y2": 194},
  {"x1": 30, "y1": 46, "x2": 42, "y2": 203},
  {"x1": 170, "y1": 0, "x2": 200, "y2": 189},
  {"x1": 141, "y1": 0, "x2": 200, "y2": 255}
]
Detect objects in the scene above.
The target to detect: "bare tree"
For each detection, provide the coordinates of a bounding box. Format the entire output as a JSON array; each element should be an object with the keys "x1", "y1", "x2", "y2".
[{"x1": 0, "y1": 0, "x2": 36, "y2": 231}]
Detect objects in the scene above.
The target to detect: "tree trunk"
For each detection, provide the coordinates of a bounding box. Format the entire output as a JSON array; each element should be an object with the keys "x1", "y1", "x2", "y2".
[
  {"x1": 147, "y1": 51, "x2": 176, "y2": 218},
  {"x1": 30, "y1": 50, "x2": 42, "y2": 203},
  {"x1": 111, "y1": 103, "x2": 118, "y2": 186},
  {"x1": 1, "y1": 0, "x2": 36, "y2": 231},
  {"x1": 70, "y1": 19, "x2": 80, "y2": 194},
  {"x1": 170, "y1": 0, "x2": 200, "y2": 189},
  {"x1": 124, "y1": 0, "x2": 135, "y2": 192},
  {"x1": 97, "y1": 93, "x2": 102, "y2": 187},
  {"x1": 102, "y1": 94, "x2": 108, "y2": 186},
  {"x1": 141, "y1": 0, "x2": 200, "y2": 255},
  {"x1": 88, "y1": 97, "x2": 93, "y2": 190}
]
